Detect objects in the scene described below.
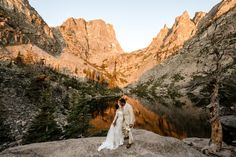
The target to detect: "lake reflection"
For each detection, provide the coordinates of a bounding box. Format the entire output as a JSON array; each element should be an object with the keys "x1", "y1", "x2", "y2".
[{"x1": 87, "y1": 96, "x2": 210, "y2": 139}]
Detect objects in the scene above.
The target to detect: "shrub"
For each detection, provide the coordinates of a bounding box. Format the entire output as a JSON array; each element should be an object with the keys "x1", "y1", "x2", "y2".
[
  {"x1": 172, "y1": 73, "x2": 185, "y2": 82},
  {"x1": 0, "y1": 117, "x2": 13, "y2": 145}
]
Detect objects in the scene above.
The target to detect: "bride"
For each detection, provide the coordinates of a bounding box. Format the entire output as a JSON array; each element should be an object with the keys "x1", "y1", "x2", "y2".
[{"x1": 98, "y1": 103, "x2": 124, "y2": 151}]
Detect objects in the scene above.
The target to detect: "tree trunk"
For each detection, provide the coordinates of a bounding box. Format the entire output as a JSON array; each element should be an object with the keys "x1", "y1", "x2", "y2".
[
  {"x1": 202, "y1": 78, "x2": 223, "y2": 154},
  {"x1": 209, "y1": 80, "x2": 222, "y2": 151}
]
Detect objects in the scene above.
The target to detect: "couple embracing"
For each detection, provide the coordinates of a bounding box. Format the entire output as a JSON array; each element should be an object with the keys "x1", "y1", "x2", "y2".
[{"x1": 98, "y1": 98, "x2": 135, "y2": 151}]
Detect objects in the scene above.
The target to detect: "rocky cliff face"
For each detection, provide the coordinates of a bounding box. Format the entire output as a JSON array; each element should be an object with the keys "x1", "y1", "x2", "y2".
[
  {"x1": 0, "y1": 0, "x2": 124, "y2": 87},
  {"x1": 112, "y1": 10, "x2": 205, "y2": 87},
  {"x1": 1, "y1": 0, "x2": 234, "y2": 89},
  {"x1": 197, "y1": 0, "x2": 236, "y2": 33},
  {"x1": 127, "y1": 0, "x2": 236, "y2": 118},
  {"x1": 55, "y1": 18, "x2": 123, "y2": 62},
  {"x1": 76, "y1": 0, "x2": 235, "y2": 88},
  {"x1": 150, "y1": 11, "x2": 196, "y2": 53},
  {"x1": 193, "y1": 12, "x2": 207, "y2": 25},
  {"x1": 0, "y1": 0, "x2": 61, "y2": 54}
]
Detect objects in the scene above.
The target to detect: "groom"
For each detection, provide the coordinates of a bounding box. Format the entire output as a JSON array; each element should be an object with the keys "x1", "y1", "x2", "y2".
[{"x1": 119, "y1": 98, "x2": 135, "y2": 149}]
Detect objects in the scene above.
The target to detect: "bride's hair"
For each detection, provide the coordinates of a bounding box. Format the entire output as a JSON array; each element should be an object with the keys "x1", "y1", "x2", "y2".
[
  {"x1": 119, "y1": 98, "x2": 126, "y2": 105},
  {"x1": 115, "y1": 104, "x2": 119, "y2": 110}
]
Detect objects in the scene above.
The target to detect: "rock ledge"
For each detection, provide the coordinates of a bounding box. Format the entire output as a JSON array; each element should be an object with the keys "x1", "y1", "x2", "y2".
[{"x1": 0, "y1": 129, "x2": 206, "y2": 157}]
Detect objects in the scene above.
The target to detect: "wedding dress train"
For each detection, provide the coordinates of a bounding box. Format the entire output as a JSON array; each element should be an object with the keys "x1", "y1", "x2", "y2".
[{"x1": 98, "y1": 109, "x2": 124, "y2": 151}]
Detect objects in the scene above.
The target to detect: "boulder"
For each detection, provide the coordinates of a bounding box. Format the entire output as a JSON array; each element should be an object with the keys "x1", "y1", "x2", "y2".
[{"x1": 221, "y1": 115, "x2": 236, "y2": 145}]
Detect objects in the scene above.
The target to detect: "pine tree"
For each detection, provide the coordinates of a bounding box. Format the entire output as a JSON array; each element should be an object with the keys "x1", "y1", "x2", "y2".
[
  {"x1": 0, "y1": 117, "x2": 13, "y2": 145},
  {"x1": 14, "y1": 52, "x2": 24, "y2": 66},
  {"x1": 65, "y1": 96, "x2": 91, "y2": 138},
  {"x1": 23, "y1": 90, "x2": 62, "y2": 144},
  {"x1": 201, "y1": 30, "x2": 234, "y2": 154},
  {"x1": 0, "y1": 103, "x2": 13, "y2": 145}
]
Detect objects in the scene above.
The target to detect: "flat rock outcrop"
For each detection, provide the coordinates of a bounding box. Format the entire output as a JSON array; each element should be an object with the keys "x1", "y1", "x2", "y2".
[{"x1": 0, "y1": 129, "x2": 206, "y2": 157}]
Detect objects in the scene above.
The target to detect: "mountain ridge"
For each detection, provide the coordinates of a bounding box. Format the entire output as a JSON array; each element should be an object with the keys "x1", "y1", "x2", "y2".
[
  {"x1": 127, "y1": 0, "x2": 236, "y2": 118},
  {"x1": 2, "y1": 0, "x2": 234, "y2": 87}
]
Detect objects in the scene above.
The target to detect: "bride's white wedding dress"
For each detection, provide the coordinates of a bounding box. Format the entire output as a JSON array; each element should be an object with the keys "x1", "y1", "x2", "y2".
[{"x1": 98, "y1": 109, "x2": 124, "y2": 151}]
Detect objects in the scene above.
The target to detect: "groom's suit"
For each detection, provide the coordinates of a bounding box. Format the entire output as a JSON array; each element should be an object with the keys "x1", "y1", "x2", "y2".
[{"x1": 123, "y1": 103, "x2": 135, "y2": 144}]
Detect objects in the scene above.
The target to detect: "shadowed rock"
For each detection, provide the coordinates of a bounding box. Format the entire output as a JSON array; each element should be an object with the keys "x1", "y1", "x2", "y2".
[{"x1": 221, "y1": 115, "x2": 236, "y2": 145}]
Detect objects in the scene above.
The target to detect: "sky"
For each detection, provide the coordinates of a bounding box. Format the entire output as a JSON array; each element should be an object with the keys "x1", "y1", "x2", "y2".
[{"x1": 29, "y1": 0, "x2": 221, "y2": 52}]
